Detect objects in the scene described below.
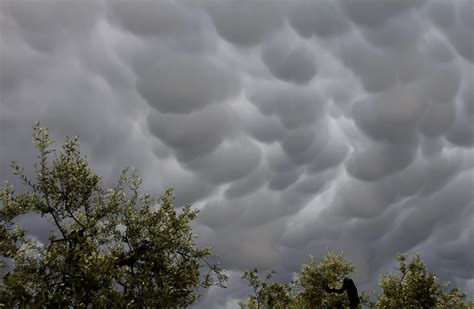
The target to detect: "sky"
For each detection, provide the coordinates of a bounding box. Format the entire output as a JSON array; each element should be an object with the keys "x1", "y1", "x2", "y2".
[{"x1": 0, "y1": 0, "x2": 473, "y2": 307}]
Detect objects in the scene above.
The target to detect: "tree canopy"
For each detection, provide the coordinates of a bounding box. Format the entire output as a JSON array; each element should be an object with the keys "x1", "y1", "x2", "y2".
[
  {"x1": 240, "y1": 251, "x2": 473, "y2": 309},
  {"x1": 377, "y1": 253, "x2": 473, "y2": 308},
  {"x1": 239, "y1": 250, "x2": 370, "y2": 308},
  {"x1": 0, "y1": 124, "x2": 226, "y2": 307}
]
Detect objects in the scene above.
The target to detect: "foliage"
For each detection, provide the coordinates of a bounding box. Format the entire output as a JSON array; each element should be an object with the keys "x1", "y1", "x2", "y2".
[
  {"x1": 376, "y1": 253, "x2": 473, "y2": 309},
  {"x1": 240, "y1": 251, "x2": 370, "y2": 308},
  {"x1": 241, "y1": 251, "x2": 473, "y2": 309},
  {"x1": 238, "y1": 269, "x2": 292, "y2": 309},
  {"x1": 0, "y1": 123, "x2": 227, "y2": 308},
  {"x1": 295, "y1": 251, "x2": 355, "y2": 308}
]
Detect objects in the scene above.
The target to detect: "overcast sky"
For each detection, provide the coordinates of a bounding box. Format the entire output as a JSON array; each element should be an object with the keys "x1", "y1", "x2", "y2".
[{"x1": 1, "y1": 0, "x2": 473, "y2": 307}]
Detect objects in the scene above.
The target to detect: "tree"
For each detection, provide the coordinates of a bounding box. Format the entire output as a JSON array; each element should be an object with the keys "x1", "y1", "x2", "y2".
[
  {"x1": 240, "y1": 251, "x2": 370, "y2": 308},
  {"x1": 239, "y1": 269, "x2": 292, "y2": 309},
  {"x1": 295, "y1": 251, "x2": 369, "y2": 308},
  {"x1": 0, "y1": 123, "x2": 227, "y2": 307},
  {"x1": 240, "y1": 251, "x2": 474, "y2": 309},
  {"x1": 376, "y1": 253, "x2": 473, "y2": 308}
]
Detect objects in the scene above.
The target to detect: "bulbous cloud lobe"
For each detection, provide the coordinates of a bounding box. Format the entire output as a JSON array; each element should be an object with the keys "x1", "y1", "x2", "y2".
[
  {"x1": 202, "y1": 0, "x2": 285, "y2": 47},
  {"x1": 1, "y1": 0, "x2": 473, "y2": 306},
  {"x1": 261, "y1": 30, "x2": 317, "y2": 84},
  {"x1": 288, "y1": 1, "x2": 350, "y2": 39},
  {"x1": 137, "y1": 55, "x2": 240, "y2": 114}
]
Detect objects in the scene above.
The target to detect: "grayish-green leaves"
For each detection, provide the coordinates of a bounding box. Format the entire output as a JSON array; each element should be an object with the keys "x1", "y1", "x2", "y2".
[{"x1": 0, "y1": 123, "x2": 227, "y2": 307}]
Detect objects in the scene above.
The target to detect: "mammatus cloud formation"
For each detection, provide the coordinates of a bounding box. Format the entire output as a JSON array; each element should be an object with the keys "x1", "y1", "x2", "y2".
[{"x1": 1, "y1": 0, "x2": 473, "y2": 307}]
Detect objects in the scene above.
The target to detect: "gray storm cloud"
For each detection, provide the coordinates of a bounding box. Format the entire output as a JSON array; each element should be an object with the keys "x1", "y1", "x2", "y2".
[
  {"x1": 261, "y1": 30, "x2": 317, "y2": 84},
  {"x1": 137, "y1": 55, "x2": 240, "y2": 114},
  {"x1": 1, "y1": 0, "x2": 473, "y2": 307},
  {"x1": 288, "y1": 0, "x2": 350, "y2": 39},
  {"x1": 202, "y1": 0, "x2": 285, "y2": 47}
]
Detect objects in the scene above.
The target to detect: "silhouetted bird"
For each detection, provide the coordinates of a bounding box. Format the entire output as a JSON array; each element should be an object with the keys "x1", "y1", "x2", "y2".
[{"x1": 325, "y1": 277, "x2": 360, "y2": 309}]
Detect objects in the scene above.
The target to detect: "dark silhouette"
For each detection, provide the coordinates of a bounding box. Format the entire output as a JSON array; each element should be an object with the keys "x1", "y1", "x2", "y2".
[{"x1": 325, "y1": 277, "x2": 360, "y2": 309}]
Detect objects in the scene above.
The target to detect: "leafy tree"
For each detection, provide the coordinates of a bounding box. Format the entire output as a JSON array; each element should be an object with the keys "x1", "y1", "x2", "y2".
[
  {"x1": 240, "y1": 251, "x2": 370, "y2": 308},
  {"x1": 295, "y1": 251, "x2": 369, "y2": 308},
  {"x1": 0, "y1": 124, "x2": 227, "y2": 308},
  {"x1": 239, "y1": 269, "x2": 292, "y2": 309},
  {"x1": 376, "y1": 253, "x2": 473, "y2": 308}
]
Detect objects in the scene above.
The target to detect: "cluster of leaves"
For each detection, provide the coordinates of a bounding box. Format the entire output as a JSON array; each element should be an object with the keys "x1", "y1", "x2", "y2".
[
  {"x1": 239, "y1": 269, "x2": 293, "y2": 309},
  {"x1": 295, "y1": 251, "x2": 364, "y2": 308},
  {"x1": 239, "y1": 251, "x2": 370, "y2": 308},
  {"x1": 0, "y1": 124, "x2": 227, "y2": 307},
  {"x1": 377, "y1": 253, "x2": 474, "y2": 308},
  {"x1": 240, "y1": 251, "x2": 472, "y2": 309}
]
